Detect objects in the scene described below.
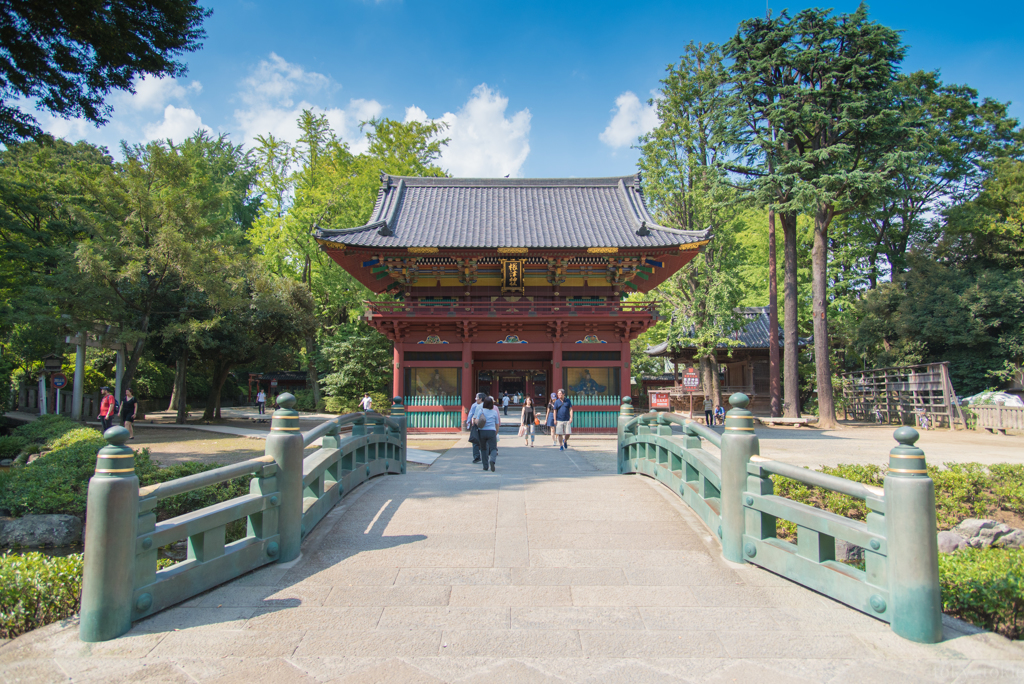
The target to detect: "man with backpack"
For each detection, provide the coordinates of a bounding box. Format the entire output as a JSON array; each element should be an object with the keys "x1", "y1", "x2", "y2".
[
  {"x1": 466, "y1": 393, "x2": 485, "y2": 464},
  {"x1": 98, "y1": 386, "x2": 116, "y2": 432}
]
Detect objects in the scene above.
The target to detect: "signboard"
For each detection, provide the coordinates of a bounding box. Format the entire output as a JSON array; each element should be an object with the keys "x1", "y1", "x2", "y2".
[
  {"x1": 42, "y1": 354, "x2": 63, "y2": 372},
  {"x1": 682, "y1": 367, "x2": 700, "y2": 392},
  {"x1": 500, "y1": 259, "x2": 525, "y2": 293},
  {"x1": 51, "y1": 373, "x2": 68, "y2": 389},
  {"x1": 649, "y1": 390, "x2": 671, "y2": 410},
  {"x1": 270, "y1": 380, "x2": 278, "y2": 388}
]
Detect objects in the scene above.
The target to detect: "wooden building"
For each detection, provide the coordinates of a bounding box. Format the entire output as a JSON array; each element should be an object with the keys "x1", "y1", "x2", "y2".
[
  {"x1": 644, "y1": 307, "x2": 807, "y2": 414},
  {"x1": 315, "y1": 174, "x2": 708, "y2": 432}
]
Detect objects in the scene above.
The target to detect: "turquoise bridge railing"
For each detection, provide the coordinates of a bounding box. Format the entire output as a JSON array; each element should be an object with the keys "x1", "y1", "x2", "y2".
[
  {"x1": 78, "y1": 393, "x2": 407, "y2": 642},
  {"x1": 618, "y1": 394, "x2": 942, "y2": 644}
]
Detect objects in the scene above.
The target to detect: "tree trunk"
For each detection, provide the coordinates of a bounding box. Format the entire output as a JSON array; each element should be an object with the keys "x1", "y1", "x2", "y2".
[
  {"x1": 781, "y1": 211, "x2": 800, "y2": 418},
  {"x1": 202, "y1": 359, "x2": 232, "y2": 421},
  {"x1": 120, "y1": 312, "x2": 150, "y2": 400},
  {"x1": 710, "y1": 357, "x2": 721, "y2": 410},
  {"x1": 768, "y1": 209, "x2": 782, "y2": 417},
  {"x1": 306, "y1": 335, "x2": 321, "y2": 407},
  {"x1": 175, "y1": 355, "x2": 188, "y2": 425},
  {"x1": 168, "y1": 356, "x2": 185, "y2": 412},
  {"x1": 812, "y1": 207, "x2": 836, "y2": 429}
]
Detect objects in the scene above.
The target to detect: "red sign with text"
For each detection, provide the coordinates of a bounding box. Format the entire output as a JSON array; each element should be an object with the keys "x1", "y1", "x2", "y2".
[{"x1": 649, "y1": 390, "x2": 671, "y2": 410}]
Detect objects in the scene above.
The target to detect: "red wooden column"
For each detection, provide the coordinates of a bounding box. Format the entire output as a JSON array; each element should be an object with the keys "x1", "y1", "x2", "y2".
[
  {"x1": 621, "y1": 344, "x2": 632, "y2": 400},
  {"x1": 393, "y1": 345, "x2": 403, "y2": 400},
  {"x1": 552, "y1": 341, "x2": 563, "y2": 393},
  {"x1": 461, "y1": 345, "x2": 473, "y2": 427}
]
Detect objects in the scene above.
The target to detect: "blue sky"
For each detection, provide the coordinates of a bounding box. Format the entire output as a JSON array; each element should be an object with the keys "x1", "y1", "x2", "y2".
[{"x1": 36, "y1": 0, "x2": 1024, "y2": 178}]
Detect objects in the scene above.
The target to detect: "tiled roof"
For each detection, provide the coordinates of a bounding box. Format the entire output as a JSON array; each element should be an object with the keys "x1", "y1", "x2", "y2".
[
  {"x1": 645, "y1": 308, "x2": 812, "y2": 356},
  {"x1": 313, "y1": 174, "x2": 710, "y2": 249}
]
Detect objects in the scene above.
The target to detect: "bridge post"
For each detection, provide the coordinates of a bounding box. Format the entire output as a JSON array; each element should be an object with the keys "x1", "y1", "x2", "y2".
[
  {"x1": 720, "y1": 393, "x2": 758, "y2": 563},
  {"x1": 80, "y1": 427, "x2": 139, "y2": 642},
  {"x1": 885, "y1": 427, "x2": 942, "y2": 643},
  {"x1": 617, "y1": 396, "x2": 633, "y2": 474},
  {"x1": 391, "y1": 396, "x2": 407, "y2": 474},
  {"x1": 266, "y1": 393, "x2": 303, "y2": 563}
]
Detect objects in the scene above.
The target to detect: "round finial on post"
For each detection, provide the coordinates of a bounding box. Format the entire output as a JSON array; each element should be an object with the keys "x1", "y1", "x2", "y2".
[
  {"x1": 103, "y1": 426, "x2": 130, "y2": 446},
  {"x1": 276, "y1": 393, "x2": 297, "y2": 409},
  {"x1": 729, "y1": 393, "x2": 750, "y2": 410},
  {"x1": 392, "y1": 396, "x2": 403, "y2": 406},
  {"x1": 893, "y1": 426, "x2": 919, "y2": 447},
  {"x1": 621, "y1": 396, "x2": 632, "y2": 406}
]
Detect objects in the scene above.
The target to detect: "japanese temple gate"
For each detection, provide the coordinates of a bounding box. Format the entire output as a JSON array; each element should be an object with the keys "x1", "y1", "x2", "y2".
[{"x1": 316, "y1": 174, "x2": 708, "y2": 432}]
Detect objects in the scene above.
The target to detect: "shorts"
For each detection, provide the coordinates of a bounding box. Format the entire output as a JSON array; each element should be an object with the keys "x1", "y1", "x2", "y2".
[{"x1": 555, "y1": 420, "x2": 572, "y2": 435}]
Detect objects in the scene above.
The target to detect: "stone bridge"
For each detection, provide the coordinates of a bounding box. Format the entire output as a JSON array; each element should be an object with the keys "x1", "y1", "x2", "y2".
[{"x1": 3, "y1": 436, "x2": 1022, "y2": 683}]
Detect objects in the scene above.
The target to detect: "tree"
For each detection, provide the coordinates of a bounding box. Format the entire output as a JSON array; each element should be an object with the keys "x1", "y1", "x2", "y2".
[
  {"x1": 851, "y1": 72, "x2": 1023, "y2": 285},
  {"x1": 638, "y1": 42, "x2": 747, "y2": 407},
  {"x1": 77, "y1": 132, "x2": 256, "y2": 414},
  {"x1": 0, "y1": 0, "x2": 210, "y2": 144},
  {"x1": 728, "y1": 4, "x2": 910, "y2": 428}
]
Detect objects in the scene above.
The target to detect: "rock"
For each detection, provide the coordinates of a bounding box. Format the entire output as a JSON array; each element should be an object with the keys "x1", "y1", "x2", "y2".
[
  {"x1": 835, "y1": 540, "x2": 864, "y2": 562},
  {"x1": 0, "y1": 514, "x2": 83, "y2": 548},
  {"x1": 937, "y1": 530, "x2": 967, "y2": 554},
  {"x1": 976, "y1": 522, "x2": 1013, "y2": 548},
  {"x1": 995, "y1": 529, "x2": 1024, "y2": 549},
  {"x1": 953, "y1": 518, "x2": 999, "y2": 539}
]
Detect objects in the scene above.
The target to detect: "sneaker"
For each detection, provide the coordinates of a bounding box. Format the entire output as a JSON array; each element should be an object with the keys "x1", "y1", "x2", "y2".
[
  {"x1": 559, "y1": 445, "x2": 564, "y2": 451},
  {"x1": 473, "y1": 458, "x2": 481, "y2": 463},
  {"x1": 490, "y1": 463, "x2": 495, "y2": 472}
]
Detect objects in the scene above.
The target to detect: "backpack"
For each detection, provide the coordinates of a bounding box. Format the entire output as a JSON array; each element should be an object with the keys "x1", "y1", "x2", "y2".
[
  {"x1": 113, "y1": 399, "x2": 120, "y2": 415},
  {"x1": 476, "y1": 412, "x2": 488, "y2": 429}
]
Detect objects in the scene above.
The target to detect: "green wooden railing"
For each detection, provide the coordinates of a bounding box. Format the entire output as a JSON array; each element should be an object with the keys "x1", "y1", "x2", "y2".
[
  {"x1": 79, "y1": 393, "x2": 407, "y2": 643},
  {"x1": 618, "y1": 393, "x2": 942, "y2": 644}
]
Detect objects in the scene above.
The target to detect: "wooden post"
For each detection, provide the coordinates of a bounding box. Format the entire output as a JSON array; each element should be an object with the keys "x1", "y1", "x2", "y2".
[
  {"x1": 461, "y1": 345, "x2": 473, "y2": 429},
  {"x1": 392, "y1": 345, "x2": 402, "y2": 401}
]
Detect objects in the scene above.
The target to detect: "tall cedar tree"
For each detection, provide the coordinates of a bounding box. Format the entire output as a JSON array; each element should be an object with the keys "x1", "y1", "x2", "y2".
[
  {"x1": 728, "y1": 4, "x2": 909, "y2": 428},
  {"x1": 0, "y1": 0, "x2": 210, "y2": 144},
  {"x1": 637, "y1": 42, "x2": 745, "y2": 405},
  {"x1": 724, "y1": 14, "x2": 804, "y2": 418}
]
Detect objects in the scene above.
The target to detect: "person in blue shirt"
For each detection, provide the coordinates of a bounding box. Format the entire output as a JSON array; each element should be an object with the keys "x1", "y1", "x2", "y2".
[
  {"x1": 715, "y1": 404, "x2": 725, "y2": 425},
  {"x1": 466, "y1": 393, "x2": 485, "y2": 463},
  {"x1": 553, "y1": 388, "x2": 573, "y2": 450}
]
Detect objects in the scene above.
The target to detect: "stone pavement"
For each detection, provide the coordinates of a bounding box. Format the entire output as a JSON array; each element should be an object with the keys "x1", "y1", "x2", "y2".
[{"x1": 3, "y1": 441, "x2": 1024, "y2": 683}]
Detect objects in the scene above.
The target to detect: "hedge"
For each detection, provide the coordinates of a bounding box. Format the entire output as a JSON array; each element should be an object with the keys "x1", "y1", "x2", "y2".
[
  {"x1": 0, "y1": 552, "x2": 176, "y2": 639},
  {"x1": 939, "y1": 547, "x2": 1024, "y2": 639}
]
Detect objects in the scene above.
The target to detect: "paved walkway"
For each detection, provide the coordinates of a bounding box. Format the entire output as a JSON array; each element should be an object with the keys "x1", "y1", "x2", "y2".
[{"x1": 3, "y1": 441, "x2": 1023, "y2": 683}]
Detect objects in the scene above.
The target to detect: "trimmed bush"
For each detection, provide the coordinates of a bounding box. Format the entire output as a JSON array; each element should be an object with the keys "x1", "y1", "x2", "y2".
[
  {"x1": 939, "y1": 547, "x2": 1024, "y2": 639},
  {"x1": 11, "y1": 414, "x2": 78, "y2": 446},
  {"x1": 0, "y1": 551, "x2": 82, "y2": 639},
  {"x1": 0, "y1": 427, "x2": 107, "y2": 518},
  {"x1": 0, "y1": 435, "x2": 28, "y2": 460}
]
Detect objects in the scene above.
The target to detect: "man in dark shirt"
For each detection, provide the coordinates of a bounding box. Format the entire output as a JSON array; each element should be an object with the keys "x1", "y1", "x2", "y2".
[{"x1": 553, "y1": 389, "x2": 573, "y2": 451}]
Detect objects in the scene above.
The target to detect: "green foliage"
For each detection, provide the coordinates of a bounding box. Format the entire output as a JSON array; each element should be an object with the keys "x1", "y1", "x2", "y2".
[
  {"x1": 939, "y1": 548, "x2": 1024, "y2": 639},
  {"x1": 0, "y1": 551, "x2": 83, "y2": 639},
  {"x1": 11, "y1": 414, "x2": 78, "y2": 446},
  {"x1": 324, "y1": 396, "x2": 358, "y2": 414},
  {"x1": 0, "y1": 436, "x2": 28, "y2": 460},
  {"x1": 319, "y1": 323, "x2": 394, "y2": 399},
  {"x1": 0, "y1": 427, "x2": 106, "y2": 517}
]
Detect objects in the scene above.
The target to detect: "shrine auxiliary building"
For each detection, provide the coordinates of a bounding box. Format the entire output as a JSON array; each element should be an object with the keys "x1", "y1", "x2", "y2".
[{"x1": 315, "y1": 174, "x2": 708, "y2": 432}]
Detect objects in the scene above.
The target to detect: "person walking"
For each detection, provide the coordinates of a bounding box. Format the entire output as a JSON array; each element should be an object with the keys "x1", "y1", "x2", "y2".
[
  {"x1": 256, "y1": 388, "x2": 266, "y2": 415},
  {"x1": 98, "y1": 386, "x2": 116, "y2": 432},
  {"x1": 120, "y1": 388, "x2": 138, "y2": 439},
  {"x1": 359, "y1": 393, "x2": 373, "y2": 412},
  {"x1": 466, "y1": 392, "x2": 485, "y2": 463},
  {"x1": 553, "y1": 389, "x2": 573, "y2": 450},
  {"x1": 703, "y1": 397, "x2": 714, "y2": 426},
  {"x1": 546, "y1": 393, "x2": 557, "y2": 445},
  {"x1": 502, "y1": 393, "x2": 509, "y2": 416},
  {"x1": 519, "y1": 396, "x2": 536, "y2": 447},
  {"x1": 477, "y1": 397, "x2": 501, "y2": 472}
]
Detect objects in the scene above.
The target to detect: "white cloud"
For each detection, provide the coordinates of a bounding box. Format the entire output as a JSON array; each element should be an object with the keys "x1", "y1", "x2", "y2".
[
  {"x1": 232, "y1": 53, "x2": 382, "y2": 153},
  {"x1": 407, "y1": 84, "x2": 530, "y2": 177},
  {"x1": 117, "y1": 75, "x2": 202, "y2": 112},
  {"x1": 143, "y1": 105, "x2": 212, "y2": 143},
  {"x1": 600, "y1": 91, "x2": 658, "y2": 149}
]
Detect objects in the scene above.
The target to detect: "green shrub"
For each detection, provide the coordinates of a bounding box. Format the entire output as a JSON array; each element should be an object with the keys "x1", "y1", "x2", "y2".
[
  {"x1": 324, "y1": 396, "x2": 358, "y2": 414},
  {"x1": 292, "y1": 389, "x2": 317, "y2": 412},
  {"x1": 939, "y1": 547, "x2": 1024, "y2": 639},
  {"x1": 0, "y1": 435, "x2": 28, "y2": 460},
  {"x1": 0, "y1": 427, "x2": 107, "y2": 518},
  {"x1": 0, "y1": 551, "x2": 82, "y2": 639},
  {"x1": 12, "y1": 414, "x2": 77, "y2": 446}
]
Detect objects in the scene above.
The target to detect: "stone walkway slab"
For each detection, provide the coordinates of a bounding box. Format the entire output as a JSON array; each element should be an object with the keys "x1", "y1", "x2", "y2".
[{"x1": 3, "y1": 441, "x2": 1023, "y2": 682}]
